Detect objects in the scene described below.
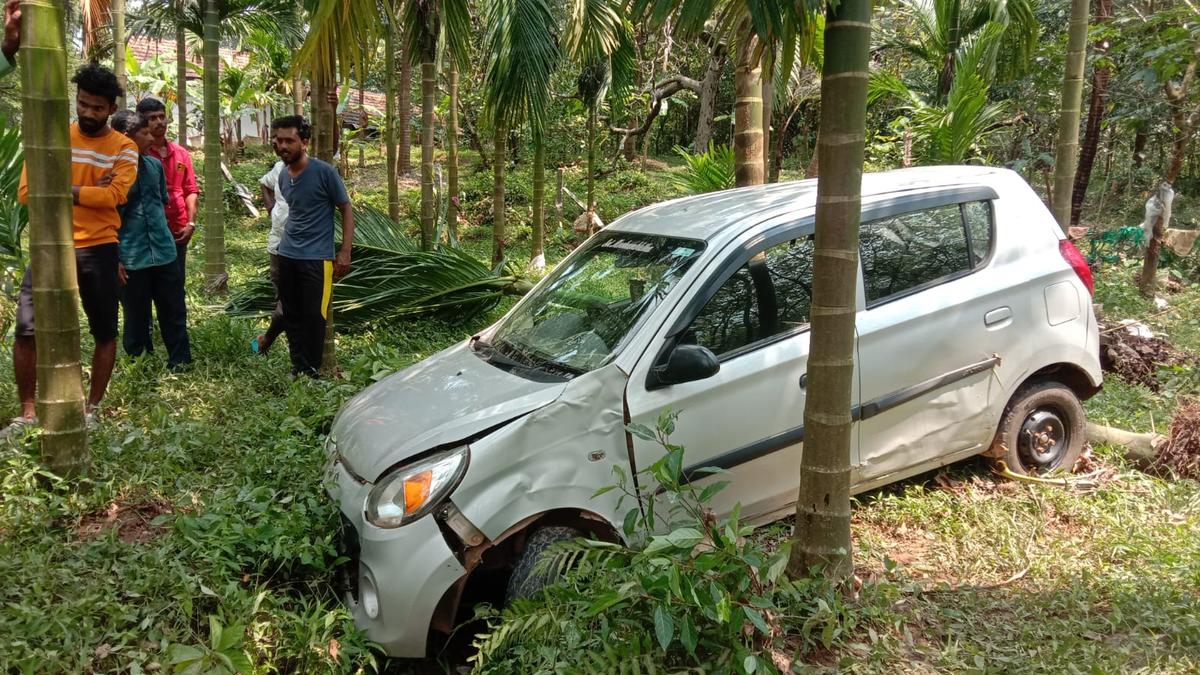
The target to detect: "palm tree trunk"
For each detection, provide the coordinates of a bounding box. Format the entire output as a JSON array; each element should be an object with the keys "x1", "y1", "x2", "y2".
[
  {"x1": 293, "y1": 74, "x2": 304, "y2": 115},
  {"x1": 935, "y1": 0, "x2": 962, "y2": 103},
  {"x1": 176, "y1": 3, "x2": 188, "y2": 147},
  {"x1": 313, "y1": 62, "x2": 336, "y2": 163},
  {"x1": 201, "y1": 0, "x2": 226, "y2": 294},
  {"x1": 20, "y1": 0, "x2": 89, "y2": 475},
  {"x1": 355, "y1": 82, "x2": 364, "y2": 169},
  {"x1": 531, "y1": 139, "x2": 546, "y2": 271},
  {"x1": 586, "y1": 105, "x2": 597, "y2": 212},
  {"x1": 112, "y1": 0, "x2": 126, "y2": 107},
  {"x1": 762, "y1": 78, "x2": 772, "y2": 182},
  {"x1": 447, "y1": 60, "x2": 460, "y2": 242},
  {"x1": 420, "y1": 58, "x2": 436, "y2": 251},
  {"x1": 787, "y1": 0, "x2": 872, "y2": 583},
  {"x1": 1050, "y1": 0, "x2": 1090, "y2": 233},
  {"x1": 492, "y1": 121, "x2": 506, "y2": 267},
  {"x1": 321, "y1": 308, "x2": 338, "y2": 375},
  {"x1": 1070, "y1": 0, "x2": 1112, "y2": 227},
  {"x1": 398, "y1": 43, "x2": 413, "y2": 175},
  {"x1": 733, "y1": 18, "x2": 764, "y2": 187},
  {"x1": 385, "y1": 14, "x2": 399, "y2": 221}
]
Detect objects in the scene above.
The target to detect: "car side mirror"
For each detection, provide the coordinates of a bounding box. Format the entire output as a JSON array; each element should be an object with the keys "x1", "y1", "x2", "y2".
[{"x1": 648, "y1": 344, "x2": 720, "y2": 389}]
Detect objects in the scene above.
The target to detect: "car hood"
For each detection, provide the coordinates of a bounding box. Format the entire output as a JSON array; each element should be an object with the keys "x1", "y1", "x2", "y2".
[{"x1": 331, "y1": 341, "x2": 568, "y2": 481}]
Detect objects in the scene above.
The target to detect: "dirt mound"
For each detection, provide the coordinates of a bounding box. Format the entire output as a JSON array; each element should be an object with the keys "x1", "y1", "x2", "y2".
[
  {"x1": 75, "y1": 496, "x2": 172, "y2": 544},
  {"x1": 1152, "y1": 401, "x2": 1200, "y2": 479},
  {"x1": 1099, "y1": 323, "x2": 1194, "y2": 390}
]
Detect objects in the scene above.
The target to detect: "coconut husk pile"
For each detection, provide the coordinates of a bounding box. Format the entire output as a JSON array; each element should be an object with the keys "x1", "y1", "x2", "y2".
[
  {"x1": 1150, "y1": 400, "x2": 1200, "y2": 479},
  {"x1": 1099, "y1": 323, "x2": 1194, "y2": 390}
]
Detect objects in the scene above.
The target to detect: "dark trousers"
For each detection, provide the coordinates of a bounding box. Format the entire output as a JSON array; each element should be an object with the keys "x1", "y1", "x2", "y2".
[
  {"x1": 121, "y1": 260, "x2": 192, "y2": 368},
  {"x1": 266, "y1": 253, "x2": 285, "y2": 342},
  {"x1": 277, "y1": 256, "x2": 332, "y2": 376},
  {"x1": 176, "y1": 242, "x2": 188, "y2": 278}
]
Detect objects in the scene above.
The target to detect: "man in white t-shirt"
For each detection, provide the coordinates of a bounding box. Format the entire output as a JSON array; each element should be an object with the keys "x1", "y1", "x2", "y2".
[{"x1": 252, "y1": 160, "x2": 289, "y2": 354}]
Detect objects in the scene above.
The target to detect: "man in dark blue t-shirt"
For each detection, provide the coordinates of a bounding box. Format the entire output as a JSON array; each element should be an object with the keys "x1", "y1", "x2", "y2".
[{"x1": 271, "y1": 115, "x2": 355, "y2": 376}]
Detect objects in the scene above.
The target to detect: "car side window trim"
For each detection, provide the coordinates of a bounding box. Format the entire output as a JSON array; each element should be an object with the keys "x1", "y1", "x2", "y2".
[
  {"x1": 673, "y1": 355, "x2": 1002, "y2": 482},
  {"x1": 861, "y1": 192, "x2": 999, "y2": 311}
]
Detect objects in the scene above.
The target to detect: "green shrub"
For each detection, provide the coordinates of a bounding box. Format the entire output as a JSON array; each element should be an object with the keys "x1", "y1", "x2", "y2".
[
  {"x1": 672, "y1": 143, "x2": 735, "y2": 195},
  {"x1": 469, "y1": 411, "x2": 859, "y2": 674}
]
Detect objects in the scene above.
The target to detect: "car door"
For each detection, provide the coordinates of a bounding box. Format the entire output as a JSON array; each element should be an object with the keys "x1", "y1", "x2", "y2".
[
  {"x1": 625, "y1": 230, "x2": 859, "y2": 524},
  {"x1": 854, "y1": 194, "x2": 1006, "y2": 485}
]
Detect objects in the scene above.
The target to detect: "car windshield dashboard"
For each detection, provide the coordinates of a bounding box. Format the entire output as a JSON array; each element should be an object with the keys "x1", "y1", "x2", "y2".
[{"x1": 476, "y1": 233, "x2": 705, "y2": 379}]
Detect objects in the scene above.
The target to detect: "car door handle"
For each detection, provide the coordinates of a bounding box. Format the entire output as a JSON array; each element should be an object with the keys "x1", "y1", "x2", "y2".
[
  {"x1": 984, "y1": 307, "x2": 1012, "y2": 327},
  {"x1": 799, "y1": 373, "x2": 807, "y2": 389}
]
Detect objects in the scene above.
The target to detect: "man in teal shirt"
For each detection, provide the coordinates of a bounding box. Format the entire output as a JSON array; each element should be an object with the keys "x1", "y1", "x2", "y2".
[
  {"x1": 1, "y1": 0, "x2": 19, "y2": 79},
  {"x1": 111, "y1": 110, "x2": 193, "y2": 369}
]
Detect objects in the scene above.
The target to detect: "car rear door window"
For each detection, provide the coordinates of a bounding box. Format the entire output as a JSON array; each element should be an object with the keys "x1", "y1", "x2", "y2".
[
  {"x1": 687, "y1": 236, "x2": 814, "y2": 357},
  {"x1": 861, "y1": 203, "x2": 973, "y2": 304},
  {"x1": 962, "y1": 200, "x2": 993, "y2": 265}
]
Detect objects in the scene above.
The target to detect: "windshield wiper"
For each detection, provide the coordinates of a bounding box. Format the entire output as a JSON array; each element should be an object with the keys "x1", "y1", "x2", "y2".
[
  {"x1": 499, "y1": 339, "x2": 584, "y2": 377},
  {"x1": 472, "y1": 336, "x2": 526, "y2": 370}
]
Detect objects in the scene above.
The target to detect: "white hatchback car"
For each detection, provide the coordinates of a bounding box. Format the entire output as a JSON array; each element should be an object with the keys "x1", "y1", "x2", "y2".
[{"x1": 325, "y1": 166, "x2": 1101, "y2": 657}]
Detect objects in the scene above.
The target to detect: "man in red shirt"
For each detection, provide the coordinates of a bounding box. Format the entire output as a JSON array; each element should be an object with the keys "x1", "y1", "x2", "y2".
[{"x1": 137, "y1": 97, "x2": 199, "y2": 278}]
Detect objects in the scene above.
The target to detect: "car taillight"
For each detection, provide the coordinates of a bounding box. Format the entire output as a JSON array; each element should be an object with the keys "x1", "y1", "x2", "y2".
[{"x1": 1059, "y1": 239, "x2": 1094, "y2": 296}]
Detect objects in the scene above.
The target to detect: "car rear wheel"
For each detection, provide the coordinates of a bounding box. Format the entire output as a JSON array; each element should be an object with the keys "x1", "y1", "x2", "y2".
[
  {"x1": 990, "y1": 381, "x2": 1086, "y2": 476},
  {"x1": 504, "y1": 525, "x2": 581, "y2": 603}
]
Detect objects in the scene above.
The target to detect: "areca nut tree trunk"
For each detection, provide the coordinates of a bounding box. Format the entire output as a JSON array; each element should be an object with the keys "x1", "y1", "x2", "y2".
[
  {"x1": 1050, "y1": 0, "x2": 1089, "y2": 233},
  {"x1": 112, "y1": 0, "x2": 126, "y2": 106},
  {"x1": 787, "y1": 0, "x2": 872, "y2": 583},
  {"x1": 385, "y1": 4, "x2": 400, "y2": 220},
  {"x1": 447, "y1": 60, "x2": 460, "y2": 242},
  {"x1": 492, "y1": 121, "x2": 506, "y2": 265},
  {"x1": 762, "y1": 75, "x2": 773, "y2": 182},
  {"x1": 398, "y1": 41, "x2": 412, "y2": 175},
  {"x1": 419, "y1": 54, "x2": 436, "y2": 251},
  {"x1": 293, "y1": 73, "x2": 304, "y2": 115},
  {"x1": 20, "y1": 0, "x2": 89, "y2": 474},
  {"x1": 733, "y1": 19, "x2": 764, "y2": 187},
  {"x1": 1070, "y1": 0, "x2": 1112, "y2": 227},
  {"x1": 176, "y1": 0, "x2": 189, "y2": 146},
  {"x1": 202, "y1": 0, "x2": 227, "y2": 293},
  {"x1": 482, "y1": 0, "x2": 558, "y2": 267},
  {"x1": 404, "y1": 0, "x2": 443, "y2": 252}
]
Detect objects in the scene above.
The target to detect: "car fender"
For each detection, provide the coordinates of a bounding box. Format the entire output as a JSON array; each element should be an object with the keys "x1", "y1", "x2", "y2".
[{"x1": 453, "y1": 363, "x2": 632, "y2": 541}]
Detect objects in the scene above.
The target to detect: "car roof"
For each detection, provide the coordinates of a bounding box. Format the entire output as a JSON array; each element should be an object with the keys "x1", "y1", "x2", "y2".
[{"x1": 608, "y1": 165, "x2": 1009, "y2": 241}]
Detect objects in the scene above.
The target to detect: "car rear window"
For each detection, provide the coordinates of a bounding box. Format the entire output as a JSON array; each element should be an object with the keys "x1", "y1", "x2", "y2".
[{"x1": 861, "y1": 200, "x2": 993, "y2": 305}]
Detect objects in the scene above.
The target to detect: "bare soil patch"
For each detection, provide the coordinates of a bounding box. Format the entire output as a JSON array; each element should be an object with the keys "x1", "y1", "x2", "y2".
[{"x1": 75, "y1": 496, "x2": 172, "y2": 544}]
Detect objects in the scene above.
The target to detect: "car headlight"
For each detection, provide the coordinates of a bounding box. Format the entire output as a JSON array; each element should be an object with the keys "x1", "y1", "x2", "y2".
[{"x1": 364, "y1": 446, "x2": 468, "y2": 528}]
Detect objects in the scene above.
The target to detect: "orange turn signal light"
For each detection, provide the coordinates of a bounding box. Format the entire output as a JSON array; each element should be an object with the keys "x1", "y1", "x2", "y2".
[{"x1": 403, "y1": 470, "x2": 433, "y2": 514}]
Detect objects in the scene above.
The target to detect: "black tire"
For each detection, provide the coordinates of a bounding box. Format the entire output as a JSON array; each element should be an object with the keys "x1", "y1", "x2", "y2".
[
  {"x1": 504, "y1": 525, "x2": 581, "y2": 603},
  {"x1": 990, "y1": 381, "x2": 1086, "y2": 476}
]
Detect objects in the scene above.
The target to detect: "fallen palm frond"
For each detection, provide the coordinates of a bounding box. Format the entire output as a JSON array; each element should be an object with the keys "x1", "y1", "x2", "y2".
[{"x1": 225, "y1": 205, "x2": 521, "y2": 326}]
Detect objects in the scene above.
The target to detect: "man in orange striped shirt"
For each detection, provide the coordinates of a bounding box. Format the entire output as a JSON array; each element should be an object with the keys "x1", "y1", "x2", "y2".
[{"x1": 4, "y1": 64, "x2": 137, "y2": 435}]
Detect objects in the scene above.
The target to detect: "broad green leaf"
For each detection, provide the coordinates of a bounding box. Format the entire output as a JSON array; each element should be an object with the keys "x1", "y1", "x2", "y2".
[
  {"x1": 743, "y1": 606, "x2": 770, "y2": 634},
  {"x1": 653, "y1": 605, "x2": 674, "y2": 651},
  {"x1": 167, "y1": 644, "x2": 203, "y2": 665},
  {"x1": 680, "y1": 614, "x2": 698, "y2": 655}
]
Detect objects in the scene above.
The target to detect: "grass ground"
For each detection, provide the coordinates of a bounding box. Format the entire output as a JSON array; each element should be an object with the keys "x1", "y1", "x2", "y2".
[{"x1": 0, "y1": 150, "x2": 1197, "y2": 673}]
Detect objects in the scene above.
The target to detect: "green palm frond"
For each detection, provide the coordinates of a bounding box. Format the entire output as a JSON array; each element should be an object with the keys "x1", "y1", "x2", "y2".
[
  {"x1": 226, "y1": 206, "x2": 516, "y2": 326},
  {"x1": 482, "y1": 0, "x2": 560, "y2": 139},
  {"x1": 441, "y1": 0, "x2": 473, "y2": 71},
  {"x1": 293, "y1": 0, "x2": 382, "y2": 84},
  {"x1": 134, "y1": 0, "x2": 305, "y2": 47},
  {"x1": 0, "y1": 116, "x2": 27, "y2": 267},
  {"x1": 672, "y1": 143, "x2": 735, "y2": 194}
]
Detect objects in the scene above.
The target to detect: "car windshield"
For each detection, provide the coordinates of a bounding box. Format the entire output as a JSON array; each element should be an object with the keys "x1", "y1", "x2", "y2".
[{"x1": 486, "y1": 233, "x2": 704, "y2": 376}]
